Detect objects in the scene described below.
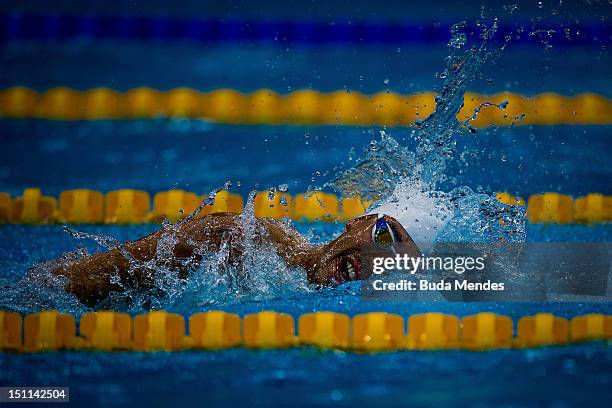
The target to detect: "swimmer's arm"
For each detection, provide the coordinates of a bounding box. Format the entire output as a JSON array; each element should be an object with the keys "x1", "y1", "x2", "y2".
[
  {"x1": 52, "y1": 230, "x2": 162, "y2": 306},
  {"x1": 256, "y1": 218, "x2": 316, "y2": 267},
  {"x1": 52, "y1": 213, "x2": 241, "y2": 305}
]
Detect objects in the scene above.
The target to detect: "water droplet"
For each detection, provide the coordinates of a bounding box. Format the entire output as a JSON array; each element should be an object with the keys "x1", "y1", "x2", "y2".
[{"x1": 268, "y1": 187, "x2": 277, "y2": 200}]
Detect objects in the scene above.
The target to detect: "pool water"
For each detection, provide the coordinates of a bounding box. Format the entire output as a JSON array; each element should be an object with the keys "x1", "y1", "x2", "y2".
[
  {"x1": 1, "y1": 343, "x2": 611, "y2": 407},
  {"x1": 0, "y1": 121, "x2": 611, "y2": 197},
  {"x1": 1, "y1": 222, "x2": 611, "y2": 407},
  {"x1": 1, "y1": 2, "x2": 611, "y2": 406}
]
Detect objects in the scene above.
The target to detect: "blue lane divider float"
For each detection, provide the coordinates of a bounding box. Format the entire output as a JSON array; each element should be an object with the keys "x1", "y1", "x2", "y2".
[{"x1": 0, "y1": 12, "x2": 610, "y2": 46}]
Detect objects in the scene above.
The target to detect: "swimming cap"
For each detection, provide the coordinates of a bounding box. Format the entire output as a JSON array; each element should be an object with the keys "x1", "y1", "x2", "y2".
[{"x1": 368, "y1": 189, "x2": 452, "y2": 251}]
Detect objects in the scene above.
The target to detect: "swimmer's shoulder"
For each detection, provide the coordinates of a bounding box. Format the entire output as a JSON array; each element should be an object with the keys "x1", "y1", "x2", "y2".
[{"x1": 178, "y1": 211, "x2": 243, "y2": 236}]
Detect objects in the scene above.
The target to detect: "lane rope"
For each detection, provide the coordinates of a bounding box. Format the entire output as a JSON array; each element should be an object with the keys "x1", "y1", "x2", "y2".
[
  {"x1": 1, "y1": 86, "x2": 611, "y2": 126},
  {"x1": 1, "y1": 310, "x2": 610, "y2": 352},
  {"x1": 0, "y1": 188, "x2": 610, "y2": 224}
]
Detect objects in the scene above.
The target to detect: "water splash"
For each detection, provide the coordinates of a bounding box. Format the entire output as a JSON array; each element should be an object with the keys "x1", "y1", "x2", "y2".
[
  {"x1": 1, "y1": 186, "x2": 312, "y2": 314},
  {"x1": 330, "y1": 20, "x2": 526, "y2": 249},
  {"x1": 329, "y1": 130, "x2": 415, "y2": 202},
  {"x1": 414, "y1": 20, "x2": 509, "y2": 189},
  {"x1": 113, "y1": 189, "x2": 308, "y2": 312}
]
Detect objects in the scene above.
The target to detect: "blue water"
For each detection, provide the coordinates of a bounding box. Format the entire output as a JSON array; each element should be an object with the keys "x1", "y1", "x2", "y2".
[
  {"x1": 0, "y1": 121, "x2": 610, "y2": 198},
  {"x1": 0, "y1": 37, "x2": 610, "y2": 198},
  {"x1": 0, "y1": 222, "x2": 611, "y2": 407},
  {"x1": 3, "y1": 0, "x2": 611, "y2": 24},
  {"x1": 0, "y1": 41, "x2": 610, "y2": 96},
  {"x1": 1, "y1": 3, "x2": 612, "y2": 406},
  {"x1": 1, "y1": 344, "x2": 611, "y2": 408}
]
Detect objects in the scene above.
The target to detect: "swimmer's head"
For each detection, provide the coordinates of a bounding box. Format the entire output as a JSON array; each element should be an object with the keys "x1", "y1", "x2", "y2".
[{"x1": 308, "y1": 214, "x2": 420, "y2": 286}]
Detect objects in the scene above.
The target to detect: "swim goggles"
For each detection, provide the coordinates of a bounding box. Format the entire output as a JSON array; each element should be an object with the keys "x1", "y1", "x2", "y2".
[{"x1": 371, "y1": 214, "x2": 398, "y2": 254}]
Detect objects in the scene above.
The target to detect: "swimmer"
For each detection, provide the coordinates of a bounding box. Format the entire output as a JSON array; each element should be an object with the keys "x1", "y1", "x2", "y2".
[{"x1": 51, "y1": 213, "x2": 420, "y2": 306}]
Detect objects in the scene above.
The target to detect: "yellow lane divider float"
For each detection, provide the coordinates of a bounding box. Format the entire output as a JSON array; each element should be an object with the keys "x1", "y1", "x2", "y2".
[
  {"x1": 190, "y1": 311, "x2": 241, "y2": 349},
  {"x1": 23, "y1": 310, "x2": 79, "y2": 352},
  {"x1": 516, "y1": 313, "x2": 570, "y2": 347},
  {"x1": 299, "y1": 311, "x2": 350, "y2": 349},
  {"x1": 461, "y1": 312, "x2": 513, "y2": 350},
  {"x1": 352, "y1": 312, "x2": 406, "y2": 351},
  {"x1": 0, "y1": 188, "x2": 610, "y2": 224},
  {"x1": 243, "y1": 311, "x2": 297, "y2": 349},
  {"x1": 80, "y1": 311, "x2": 132, "y2": 351},
  {"x1": 406, "y1": 313, "x2": 460, "y2": 350},
  {"x1": 1, "y1": 310, "x2": 610, "y2": 353},
  {"x1": 133, "y1": 311, "x2": 186, "y2": 351},
  {"x1": 1, "y1": 86, "x2": 611, "y2": 126}
]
